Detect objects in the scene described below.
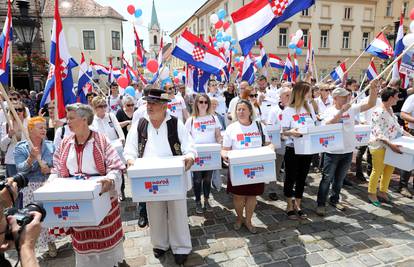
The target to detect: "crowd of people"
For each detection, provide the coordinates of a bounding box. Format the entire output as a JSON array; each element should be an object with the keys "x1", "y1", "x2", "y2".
[{"x1": 0, "y1": 74, "x2": 413, "y2": 266}]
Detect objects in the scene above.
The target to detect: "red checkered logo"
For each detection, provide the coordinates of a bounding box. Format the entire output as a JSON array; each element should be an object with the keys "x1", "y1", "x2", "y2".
[
  {"x1": 192, "y1": 42, "x2": 207, "y2": 62},
  {"x1": 270, "y1": 0, "x2": 289, "y2": 16}
]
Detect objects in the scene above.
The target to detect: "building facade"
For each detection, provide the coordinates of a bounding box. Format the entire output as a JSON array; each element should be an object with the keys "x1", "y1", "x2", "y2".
[{"x1": 170, "y1": 0, "x2": 414, "y2": 82}]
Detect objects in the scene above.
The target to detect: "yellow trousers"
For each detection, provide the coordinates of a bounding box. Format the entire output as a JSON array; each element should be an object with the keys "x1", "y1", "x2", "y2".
[{"x1": 368, "y1": 148, "x2": 395, "y2": 194}]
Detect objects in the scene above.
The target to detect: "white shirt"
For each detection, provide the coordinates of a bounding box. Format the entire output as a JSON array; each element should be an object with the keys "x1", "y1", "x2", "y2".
[
  {"x1": 359, "y1": 97, "x2": 381, "y2": 125},
  {"x1": 168, "y1": 95, "x2": 187, "y2": 122},
  {"x1": 322, "y1": 104, "x2": 361, "y2": 154},
  {"x1": 266, "y1": 105, "x2": 283, "y2": 128},
  {"x1": 281, "y1": 106, "x2": 317, "y2": 146},
  {"x1": 91, "y1": 113, "x2": 125, "y2": 142},
  {"x1": 185, "y1": 115, "x2": 221, "y2": 144},
  {"x1": 315, "y1": 95, "x2": 333, "y2": 115},
  {"x1": 207, "y1": 92, "x2": 227, "y2": 115},
  {"x1": 402, "y1": 94, "x2": 414, "y2": 129},
  {"x1": 54, "y1": 124, "x2": 73, "y2": 149},
  {"x1": 227, "y1": 96, "x2": 240, "y2": 118},
  {"x1": 223, "y1": 121, "x2": 269, "y2": 150},
  {"x1": 260, "y1": 98, "x2": 277, "y2": 122},
  {"x1": 131, "y1": 104, "x2": 147, "y2": 126},
  {"x1": 0, "y1": 120, "x2": 27, "y2": 164},
  {"x1": 108, "y1": 95, "x2": 122, "y2": 113}
]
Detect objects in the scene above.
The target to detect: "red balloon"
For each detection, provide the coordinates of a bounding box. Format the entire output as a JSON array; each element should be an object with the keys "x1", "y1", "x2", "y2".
[
  {"x1": 147, "y1": 59, "x2": 158, "y2": 73},
  {"x1": 117, "y1": 76, "x2": 129, "y2": 88},
  {"x1": 297, "y1": 39, "x2": 304, "y2": 48},
  {"x1": 174, "y1": 77, "x2": 180, "y2": 84},
  {"x1": 215, "y1": 20, "x2": 223, "y2": 29},
  {"x1": 410, "y1": 8, "x2": 414, "y2": 20},
  {"x1": 223, "y1": 21, "x2": 231, "y2": 31},
  {"x1": 127, "y1": 5, "x2": 135, "y2": 15}
]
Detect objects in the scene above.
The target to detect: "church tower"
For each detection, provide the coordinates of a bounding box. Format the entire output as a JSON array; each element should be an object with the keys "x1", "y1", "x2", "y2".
[{"x1": 148, "y1": 0, "x2": 161, "y2": 57}]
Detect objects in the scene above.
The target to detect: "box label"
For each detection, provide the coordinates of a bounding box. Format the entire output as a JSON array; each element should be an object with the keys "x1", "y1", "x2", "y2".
[
  {"x1": 191, "y1": 151, "x2": 221, "y2": 171},
  {"x1": 355, "y1": 130, "x2": 370, "y2": 145},
  {"x1": 44, "y1": 201, "x2": 91, "y2": 224},
  {"x1": 310, "y1": 132, "x2": 343, "y2": 151},
  {"x1": 231, "y1": 161, "x2": 275, "y2": 185},
  {"x1": 131, "y1": 175, "x2": 184, "y2": 199}
]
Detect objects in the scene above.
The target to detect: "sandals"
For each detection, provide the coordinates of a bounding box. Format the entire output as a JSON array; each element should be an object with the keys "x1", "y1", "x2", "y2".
[
  {"x1": 368, "y1": 197, "x2": 381, "y2": 207},
  {"x1": 245, "y1": 223, "x2": 257, "y2": 234},
  {"x1": 233, "y1": 218, "x2": 244, "y2": 230},
  {"x1": 297, "y1": 210, "x2": 307, "y2": 219},
  {"x1": 287, "y1": 210, "x2": 298, "y2": 220}
]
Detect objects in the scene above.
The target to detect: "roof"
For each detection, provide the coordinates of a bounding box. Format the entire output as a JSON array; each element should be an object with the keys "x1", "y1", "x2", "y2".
[
  {"x1": 150, "y1": 0, "x2": 159, "y2": 28},
  {"x1": 42, "y1": 0, "x2": 125, "y2": 20}
]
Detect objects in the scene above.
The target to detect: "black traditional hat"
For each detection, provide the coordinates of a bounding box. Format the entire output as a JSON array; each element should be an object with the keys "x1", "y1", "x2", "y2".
[{"x1": 144, "y1": 89, "x2": 170, "y2": 103}]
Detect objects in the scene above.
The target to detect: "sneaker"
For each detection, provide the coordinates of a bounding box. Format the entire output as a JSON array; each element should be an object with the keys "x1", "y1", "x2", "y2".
[
  {"x1": 400, "y1": 187, "x2": 413, "y2": 199},
  {"x1": 204, "y1": 199, "x2": 213, "y2": 212},
  {"x1": 195, "y1": 202, "x2": 203, "y2": 214},
  {"x1": 315, "y1": 206, "x2": 326, "y2": 216},
  {"x1": 329, "y1": 202, "x2": 346, "y2": 211}
]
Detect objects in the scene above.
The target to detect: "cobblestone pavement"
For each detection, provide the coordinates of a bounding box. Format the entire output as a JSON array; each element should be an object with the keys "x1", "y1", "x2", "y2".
[{"x1": 5, "y1": 168, "x2": 414, "y2": 267}]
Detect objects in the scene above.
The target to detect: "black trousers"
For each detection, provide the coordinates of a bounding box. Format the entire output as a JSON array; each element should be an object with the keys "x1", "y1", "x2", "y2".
[
  {"x1": 356, "y1": 146, "x2": 372, "y2": 176},
  {"x1": 283, "y1": 147, "x2": 313, "y2": 199}
]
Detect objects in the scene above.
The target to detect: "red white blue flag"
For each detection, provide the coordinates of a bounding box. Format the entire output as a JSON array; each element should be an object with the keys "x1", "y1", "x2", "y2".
[
  {"x1": 269, "y1": 54, "x2": 285, "y2": 69},
  {"x1": 330, "y1": 62, "x2": 347, "y2": 83},
  {"x1": 392, "y1": 12, "x2": 409, "y2": 88},
  {"x1": 0, "y1": 0, "x2": 12, "y2": 86},
  {"x1": 77, "y1": 52, "x2": 93, "y2": 104},
  {"x1": 365, "y1": 32, "x2": 394, "y2": 59},
  {"x1": 366, "y1": 59, "x2": 378, "y2": 81}
]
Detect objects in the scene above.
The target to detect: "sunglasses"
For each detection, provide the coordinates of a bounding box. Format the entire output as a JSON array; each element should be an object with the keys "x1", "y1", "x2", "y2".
[
  {"x1": 15, "y1": 108, "x2": 24, "y2": 112},
  {"x1": 96, "y1": 105, "x2": 108, "y2": 109},
  {"x1": 10, "y1": 98, "x2": 18, "y2": 101},
  {"x1": 249, "y1": 94, "x2": 258, "y2": 98},
  {"x1": 126, "y1": 104, "x2": 135, "y2": 107},
  {"x1": 198, "y1": 101, "x2": 208, "y2": 104},
  {"x1": 210, "y1": 84, "x2": 217, "y2": 87}
]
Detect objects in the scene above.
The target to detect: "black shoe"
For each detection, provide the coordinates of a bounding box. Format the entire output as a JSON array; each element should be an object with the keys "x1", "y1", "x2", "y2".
[
  {"x1": 356, "y1": 173, "x2": 367, "y2": 182},
  {"x1": 268, "y1": 192, "x2": 278, "y2": 201},
  {"x1": 138, "y1": 216, "x2": 148, "y2": 228},
  {"x1": 343, "y1": 179, "x2": 353, "y2": 187},
  {"x1": 153, "y1": 248, "x2": 167, "y2": 259},
  {"x1": 174, "y1": 254, "x2": 188, "y2": 265}
]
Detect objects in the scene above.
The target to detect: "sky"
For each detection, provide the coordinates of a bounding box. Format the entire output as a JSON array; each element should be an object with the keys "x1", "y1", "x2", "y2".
[{"x1": 95, "y1": 0, "x2": 207, "y2": 58}]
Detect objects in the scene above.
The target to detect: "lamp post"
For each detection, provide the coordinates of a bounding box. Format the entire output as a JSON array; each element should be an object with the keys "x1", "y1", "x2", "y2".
[{"x1": 13, "y1": 0, "x2": 39, "y2": 91}]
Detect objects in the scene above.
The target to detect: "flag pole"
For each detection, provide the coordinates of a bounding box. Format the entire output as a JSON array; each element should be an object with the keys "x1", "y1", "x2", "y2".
[
  {"x1": 0, "y1": 98, "x2": 16, "y2": 143},
  {"x1": 9, "y1": 38, "x2": 13, "y2": 90}
]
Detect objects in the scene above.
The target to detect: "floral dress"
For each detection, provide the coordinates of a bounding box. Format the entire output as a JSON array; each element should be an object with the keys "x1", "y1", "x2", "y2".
[{"x1": 368, "y1": 107, "x2": 404, "y2": 150}]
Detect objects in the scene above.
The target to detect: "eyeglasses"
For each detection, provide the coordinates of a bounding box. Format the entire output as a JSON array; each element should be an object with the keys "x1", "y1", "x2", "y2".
[
  {"x1": 10, "y1": 98, "x2": 18, "y2": 101},
  {"x1": 210, "y1": 84, "x2": 217, "y2": 87},
  {"x1": 126, "y1": 104, "x2": 135, "y2": 107},
  {"x1": 198, "y1": 101, "x2": 208, "y2": 104},
  {"x1": 15, "y1": 108, "x2": 24, "y2": 112},
  {"x1": 95, "y1": 105, "x2": 108, "y2": 109},
  {"x1": 249, "y1": 94, "x2": 258, "y2": 98}
]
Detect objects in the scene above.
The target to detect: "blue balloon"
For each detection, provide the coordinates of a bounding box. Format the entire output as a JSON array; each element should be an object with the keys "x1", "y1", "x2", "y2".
[
  {"x1": 232, "y1": 48, "x2": 238, "y2": 54},
  {"x1": 134, "y1": 8, "x2": 142, "y2": 18},
  {"x1": 218, "y1": 9, "x2": 226, "y2": 20},
  {"x1": 216, "y1": 36, "x2": 222, "y2": 42},
  {"x1": 235, "y1": 57, "x2": 240, "y2": 62},
  {"x1": 173, "y1": 69, "x2": 179, "y2": 76},
  {"x1": 216, "y1": 31, "x2": 223, "y2": 38},
  {"x1": 231, "y1": 39, "x2": 237, "y2": 45},
  {"x1": 288, "y1": 43, "x2": 296, "y2": 49},
  {"x1": 124, "y1": 86, "x2": 136, "y2": 97},
  {"x1": 223, "y1": 35, "x2": 231, "y2": 42},
  {"x1": 161, "y1": 77, "x2": 173, "y2": 88},
  {"x1": 296, "y1": 48, "x2": 303, "y2": 55}
]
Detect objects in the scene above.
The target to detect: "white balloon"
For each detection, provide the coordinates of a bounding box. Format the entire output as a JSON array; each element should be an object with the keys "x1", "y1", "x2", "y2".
[
  {"x1": 159, "y1": 67, "x2": 170, "y2": 80},
  {"x1": 224, "y1": 41, "x2": 231, "y2": 50},
  {"x1": 296, "y1": 29, "x2": 303, "y2": 38},
  {"x1": 410, "y1": 21, "x2": 414, "y2": 33},
  {"x1": 210, "y1": 14, "x2": 219, "y2": 24},
  {"x1": 291, "y1": 36, "x2": 300, "y2": 44},
  {"x1": 134, "y1": 17, "x2": 144, "y2": 26},
  {"x1": 225, "y1": 27, "x2": 233, "y2": 36},
  {"x1": 403, "y1": 33, "x2": 414, "y2": 47},
  {"x1": 217, "y1": 42, "x2": 224, "y2": 48}
]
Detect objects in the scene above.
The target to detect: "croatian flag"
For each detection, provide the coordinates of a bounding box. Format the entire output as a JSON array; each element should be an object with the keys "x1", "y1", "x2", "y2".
[
  {"x1": 392, "y1": 12, "x2": 408, "y2": 88},
  {"x1": 269, "y1": 54, "x2": 285, "y2": 69},
  {"x1": 90, "y1": 61, "x2": 110, "y2": 76},
  {"x1": 172, "y1": 29, "x2": 227, "y2": 74},
  {"x1": 259, "y1": 41, "x2": 268, "y2": 66},
  {"x1": 77, "y1": 52, "x2": 93, "y2": 104},
  {"x1": 365, "y1": 32, "x2": 394, "y2": 59},
  {"x1": 0, "y1": 0, "x2": 12, "y2": 86},
  {"x1": 231, "y1": 0, "x2": 315, "y2": 55},
  {"x1": 193, "y1": 67, "x2": 210, "y2": 93},
  {"x1": 133, "y1": 26, "x2": 144, "y2": 65},
  {"x1": 330, "y1": 62, "x2": 347, "y2": 83},
  {"x1": 304, "y1": 33, "x2": 314, "y2": 75},
  {"x1": 366, "y1": 59, "x2": 378, "y2": 81},
  {"x1": 282, "y1": 54, "x2": 293, "y2": 82},
  {"x1": 242, "y1": 53, "x2": 255, "y2": 85},
  {"x1": 41, "y1": 0, "x2": 78, "y2": 119}
]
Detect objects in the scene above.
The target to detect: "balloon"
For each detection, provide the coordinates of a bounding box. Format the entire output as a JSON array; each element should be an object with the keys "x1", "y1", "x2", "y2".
[
  {"x1": 232, "y1": 48, "x2": 238, "y2": 54},
  {"x1": 296, "y1": 29, "x2": 304, "y2": 38},
  {"x1": 173, "y1": 69, "x2": 179, "y2": 77},
  {"x1": 291, "y1": 36, "x2": 300, "y2": 44},
  {"x1": 410, "y1": 21, "x2": 414, "y2": 34},
  {"x1": 216, "y1": 36, "x2": 222, "y2": 42},
  {"x1": 134, "y1": 8, "x2": 143, "y2": 18},
  {"x1": 225, "y1": 27, "x2": 232, "y2": 35},
  {"x1": 159, "y1": 66, "x2": 170, "y2": 80},
  {"x1": 288, "y1": 43, "x2": 296, "y2": 49},
  {"x1": 147, "y1": 59, "x2": 158, "y2": 73},
  {"x1": 215, "y1": 20, "x2": 223, "y2": 29},
  {"x1": 297, "y1": 39, "x2": 304, "y2": 48},
  {"x1": 210, "y1": 14, "x2": 219, "y2": 24},
  {"x1": 218, "y1": 9, "x2": 226, "y2": 20},
  {"x1": 161, "y1": 77, "x2": 172, "y2": 88},
  {"x1": 410, "y1": 8, "x2": 414, "y2": 20},
  {"x1": 127, "y1": 5, "x2": 135, "y2": 15},
  {"x1": 403, "y1": 33, "x2": 414, "y2": 47},
  {"x1": 124, "y1": 86, "x2": 136, "y2": 97},
  {"x1": 216, "y1": 31, "x2": 223, "y2": 38},
  {"x1": 224, "y1": 41, "x2": 231, "y2": 50},
  {"x1": 296, "y1": 48, "x2": 303, "y2": 55},
  {"x1": 231, "y1": 39, "x2": 237, "y2": 45},
  {"x1": 117, "y1": 76, "x2": 128, "y2": 88},
  {"x1": 134, "y1": 17, "x2": 144, "y2": 25},
  {"x1": 235, "y1": 57, "x2": 240, "y2": 62},
  {"x1": 223, "y1": 21, "x2": 231, "y2": 31},
  {"x1": 174, "y1": 77, "x2": 180, "y2": 84}
]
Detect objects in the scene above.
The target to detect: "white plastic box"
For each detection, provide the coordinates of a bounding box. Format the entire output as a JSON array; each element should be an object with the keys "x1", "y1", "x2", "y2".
[
  {"x1": 384, "y1": 136, "x2": 414, "y2": 171},
  {"x1": 294, "y1": 124, "x2": 344, "y2": 155},
  {"x1": 110, "y1": 139, "x2": 126, "y2": 164},
  {"x1": 191, "y1": 143, "x2": 222, "y2": 171},
  {"x1": 354, "y1": 125, "x2": 371, "y2": 147},
  {"x1": 127, "y1": 157, "x2": 186, "y2": 202},
  {"x1": 266, "y1": 125, "x2": 281, "y2": 149},
  {"x1": 228, "y1": 146, "x2": 276, "y2": 186},
  {"x1": 33, "y1": 177, "x2": 111, "y2": 227}
]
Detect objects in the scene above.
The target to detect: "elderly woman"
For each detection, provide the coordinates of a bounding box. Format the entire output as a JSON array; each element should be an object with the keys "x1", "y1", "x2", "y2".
[
  {"x1": 14, "y1": 116, "x2": 57, "y2": 256},
  {"x1": 221, "y1": 99, "x2": 272, "y2": 233},
  {"x1": 116, "y1": 95, "x2": 135, "y2": 138},
  {"x1": 50, "y1": 103, "x2": 125, "y2": 267},
  {"x1": 91, "y1": 96, "x2": 125, "y2": 142}
]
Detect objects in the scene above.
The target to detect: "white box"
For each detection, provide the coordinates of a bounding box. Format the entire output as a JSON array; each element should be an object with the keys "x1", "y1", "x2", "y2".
[
  {"x1": 384, "y1": 136, "x2": 414, "y2": 171},
  {"x1": 266, "y1": 125, "x2": 281, "y2": 149},
  {"x1": 127, "y1": 157, "x2": 186, "y2": 202},
  {"x1": 33, "y1": 177, "x2": 111, "y2": 227},
  {"x1": 228, "y1": 146, "x2": 276, "y2": 186},
  {"x1": 294, "y1": 124, "x2": 344, "y2": 155},
  {"x1": 191, "y1": 143, "x2": 222, "y2": 171},
  {"x1": 354, "y1": 125, "x2": 371, "y2": 147},
  {"x1": 110, "y1": 139, "x2": 126, "y2": 164}
]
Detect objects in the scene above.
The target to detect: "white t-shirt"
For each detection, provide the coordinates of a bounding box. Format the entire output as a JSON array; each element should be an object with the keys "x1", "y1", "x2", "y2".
[
  {"x1": 227, "y1": 96, "x2": 240, "y2": 117},
  {"x1": 281, "y1": 106, "x2": 317, "y2": 146},
  {"x1": 108, "y1": 95, "x2": 122, "y2": 113},
  {"x1": 315, "y1": 96, "x2": 333, "y2": 115},
  {"x1": 402, "y1": 94, "x2": 414, "y2": 130},
  {"x1": 168, "y1": 95, "x2": 187, "y2": 122},
  {"x1": 223, "y1": 121, "x2": 269, "y2": 150},
  {"x1": 207, "y1": 92, "x2": 227, "y2": 115},
  {"x1": 322, "y1": 104, "x2": 361, "y2": 154},
  {"x1": 185, "y1": 115, "x2": 221, "y2": 144},
  {"x1": 266, "y1": 105, "x2": 283, "y2": 127}
]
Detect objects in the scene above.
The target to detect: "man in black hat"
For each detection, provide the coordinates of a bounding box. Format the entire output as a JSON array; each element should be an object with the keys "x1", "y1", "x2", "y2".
[{"x1": 124, "y1": 88, "x2": 196, "y2": 265}]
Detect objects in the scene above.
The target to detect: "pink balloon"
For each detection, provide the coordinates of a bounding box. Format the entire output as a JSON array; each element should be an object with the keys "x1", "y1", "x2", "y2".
[
  {"x1": 147, "y1": 59, "x2": 159, "y2": 74},
  {"x1": 297, "y1": 39, "x2": 304, "y2": 48},
  {"x1": 410, "y1": 8, "x2": 414, "y2": 20},
  {"x1": 127, "y1": 5, "x2": 135, "y2": 15},
  {"x1": 174, "y1": 77, "x2": 180, "y2": 84},
  {"x1": 223, "y1": 21, "x2": 231, "y2": 31},
  {"x1": 215, "y1": 20, "x2": 223, "y2": 29},
  {"x1": 117, "y1": 76, "x2": 129, "y2": 88}
]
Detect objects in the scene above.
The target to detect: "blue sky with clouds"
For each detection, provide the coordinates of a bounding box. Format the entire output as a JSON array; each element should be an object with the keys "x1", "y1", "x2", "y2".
[{"x1": 95, "y1": 0, "x2": 206, "y2": 57}]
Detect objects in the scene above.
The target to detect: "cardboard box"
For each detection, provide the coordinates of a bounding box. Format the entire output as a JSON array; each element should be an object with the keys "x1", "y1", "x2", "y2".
[
  {"x1": 33, "y1": 177, "x2": 111, "y2": 227},
  {"x1": 384, "y1": 136, "x2": 414, "y2": 171},
  {"x1": 191, "y1": 143, "x2": 222, "y2": 171},
  {"x1": 228, "y1": 146, "x2": 276, "y2": 186},
  {"x1": 294, "y1": 124, "x2": 344, "y2": 154},
  {"x1": 110, "y1": 139, "x2": 126, "y2": 164},
  {"x1": 354, "y1": 125, "x2": 371, "y2": 147},
  {"x1": 266, "y1": 125, "x2": 281, "y2": 149},
  {"x1": 127, "y1": 157, "x2": 186, "y2": 202}
]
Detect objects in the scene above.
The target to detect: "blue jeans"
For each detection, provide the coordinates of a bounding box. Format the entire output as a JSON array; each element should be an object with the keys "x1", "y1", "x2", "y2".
[{"x1": 317, "y1": 152, "x2": 353, "y2": 206}]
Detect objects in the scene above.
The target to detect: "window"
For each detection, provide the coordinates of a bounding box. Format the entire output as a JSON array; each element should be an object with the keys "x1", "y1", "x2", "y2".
[
  {"x1": 279, "y1": 28, "x2": 287, "y2": 47},
  {"x1": 153, "y1": 35, "x2": 157, "y2": 45},
  {"x1": 322, "y1": 5, "x2": 330, "y2": 18},
  {"x1": 302, "y1": 9, "x2": 309, "y2": 16},
  {"x1": 342, "y1": 31, "x2": 350, "y2": 49},
  {"x1": 386, "y1": 1, "x2": 393, "y2": 17},
  {"x1": 344, "y1": 7, "x2": 352, "y2": 20},
  {"x1": 111, "y1": 31, "x2": 120, "y2": 50},
  {"x1": 320, "y1": 30, "x2": 329, "y2": 48},
  {"x1": 362, "y1": 32, "x2": 370, "y2": 49},
  {"x1": 83, "y1": 30, "x2": 95, "y2": 50},
  {"x1": 364, "y1": 8, "x2": 373, "y2": 21},
  {"x1": 302, "y1": 29, "x2": 309, "y2": 48},
  {"x1": 403, "y1": 2, "x2": 409, "y2": 17}
]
